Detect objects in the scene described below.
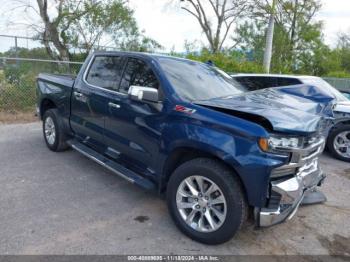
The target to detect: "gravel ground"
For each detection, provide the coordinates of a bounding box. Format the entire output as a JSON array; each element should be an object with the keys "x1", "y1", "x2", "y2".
[{"x1": 0, "y1": 122, "x2": 349, "y2": 255}]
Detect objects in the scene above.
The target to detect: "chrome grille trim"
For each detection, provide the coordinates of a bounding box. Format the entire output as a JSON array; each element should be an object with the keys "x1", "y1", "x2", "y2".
[
  {"x1": 272, "y1": 138, "x2": 325, "y2": 172},
  {"x1": 258, "y1": 136, "x2": 327, "y2": 227}
]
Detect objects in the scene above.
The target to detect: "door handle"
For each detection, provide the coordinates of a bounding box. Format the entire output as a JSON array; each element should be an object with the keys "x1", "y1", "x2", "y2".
[
  {"x1": 108, "y1": 102, "x2": 121, "y2": 109},
  {"x1": 74, "y1": 91, "x2": 83, "y2": 98},
  {"x1": 73, "y1": 91, "x2": 87, "y2": 102}
]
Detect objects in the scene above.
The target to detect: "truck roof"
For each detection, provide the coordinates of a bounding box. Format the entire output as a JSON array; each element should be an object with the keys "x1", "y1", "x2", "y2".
[{"x1": 91, "y1": 51, "x2": 192, "y2": 63}]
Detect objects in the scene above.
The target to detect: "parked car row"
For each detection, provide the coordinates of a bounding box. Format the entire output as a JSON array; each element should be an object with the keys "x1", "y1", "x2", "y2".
[
  {"x1": 36, "y1": 52, "x2": 341, "y2": 244},
  {"x1": 231, "y1": 74, "x2": 350, "y2": 162}
]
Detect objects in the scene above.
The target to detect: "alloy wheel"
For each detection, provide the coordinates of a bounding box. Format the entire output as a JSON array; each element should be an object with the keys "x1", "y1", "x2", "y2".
[
  {"x1": 333, "y1": 131, "x2": 350, "y2": 159},
  {"x1": 176, "y1": 175, "x2": 227, "y2": 233},
  {"x1": 44, "y1": 116, "x2": 56, "y2": 145}
]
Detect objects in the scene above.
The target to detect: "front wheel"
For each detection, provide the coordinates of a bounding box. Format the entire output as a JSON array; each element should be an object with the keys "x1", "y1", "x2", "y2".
[
  {"x1": 166, "y1": 158, "x2": 247, "y2": 245},
  {"x1": 327, "y1": 124, "x2": 350, "y2": 162}
]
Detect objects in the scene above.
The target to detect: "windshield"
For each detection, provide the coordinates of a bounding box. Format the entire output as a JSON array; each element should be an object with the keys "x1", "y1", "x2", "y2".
[
  {"x1": 158, "y1": 57, "x2": 248, "y2": 101},
  {"x1": 302, "y1": 78, "x2": 348, "y2": 102}
]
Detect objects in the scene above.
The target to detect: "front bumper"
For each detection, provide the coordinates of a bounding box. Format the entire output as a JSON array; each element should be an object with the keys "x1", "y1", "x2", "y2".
[{"x1": 256, "y1": 138, "x2": 326, "y2": 227}]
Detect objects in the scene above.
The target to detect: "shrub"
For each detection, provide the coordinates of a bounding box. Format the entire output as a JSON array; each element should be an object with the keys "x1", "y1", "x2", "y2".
[
  {"x1": 186, "y1": 51, "x2": 264, "y2": 74},
  {"x1": 325, "y1": 71, "x2": 350, "y2": 78},
  {"x1": 0, "y1": 66, "x2": 37, "y2": 112}
]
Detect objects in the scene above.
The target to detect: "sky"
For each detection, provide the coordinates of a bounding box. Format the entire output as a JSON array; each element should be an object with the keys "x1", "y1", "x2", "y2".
[
  {"x1": 129, "y1": 0, "x2": 350, "y2": 51},
  {"x1": 0, "y1": 0, "x2": 350, "y2": 52}
]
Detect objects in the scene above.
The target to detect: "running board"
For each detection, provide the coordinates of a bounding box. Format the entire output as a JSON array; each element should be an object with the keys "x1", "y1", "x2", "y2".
[{"x1": 67, "y1": 139, "x2": 156, "y2": 190}]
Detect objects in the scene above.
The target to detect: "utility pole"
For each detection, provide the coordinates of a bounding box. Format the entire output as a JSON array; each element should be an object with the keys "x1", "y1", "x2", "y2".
[{"x1": 263, "y1": 0, "x2": 277, "y2": 73}]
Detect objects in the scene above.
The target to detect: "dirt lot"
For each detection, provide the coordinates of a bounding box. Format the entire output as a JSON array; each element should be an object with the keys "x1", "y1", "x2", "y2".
[
  {"x1": 0, "y1": 111, "x2": 38, "y2": 124},
  {"x1": 0, "y1": 122, "x2": 349, "y2": 255}
]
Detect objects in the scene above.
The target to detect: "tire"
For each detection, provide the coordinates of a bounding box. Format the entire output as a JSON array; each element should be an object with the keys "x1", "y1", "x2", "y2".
[
  {"x1": 327, "y1": 124, "x2": 350, "y2": 162},
  {"x1": 166, "y1": 158, "x2": 248, "y2": 245},
  {"x1": 42, "y1": 109, "x2": 69, "y2": 152}
]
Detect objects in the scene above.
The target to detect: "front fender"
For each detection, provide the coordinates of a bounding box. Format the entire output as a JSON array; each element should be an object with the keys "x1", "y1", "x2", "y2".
[{"x1": 161, "y1": 121, "x2": 288, "y2": 207}]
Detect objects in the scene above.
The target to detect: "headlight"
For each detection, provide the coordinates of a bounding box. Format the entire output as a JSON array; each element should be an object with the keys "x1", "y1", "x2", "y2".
[
  {"x1": 259, "y1": 135, "x2": 302, "y2": 153},
  {"x1": 269, "y1": 136, "x2": 300, "y2": 149}
]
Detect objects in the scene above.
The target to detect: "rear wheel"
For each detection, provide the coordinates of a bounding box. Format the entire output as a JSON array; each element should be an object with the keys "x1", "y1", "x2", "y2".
[
  {"x1": 43, "y1": 109, "x2": 69, "y2": 152},
  {"x1": 166, "y1": 158, "x2": 247, "y2": 245},
  {"x1": 327, "y1": 125, "x2": 350, "y2": 162}
]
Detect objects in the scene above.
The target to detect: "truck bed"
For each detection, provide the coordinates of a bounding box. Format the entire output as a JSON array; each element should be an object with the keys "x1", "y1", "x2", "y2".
[
  {"x1": 37, "y1": 73, "x2": 76, "y2": 88},
  {"x1": 36, "y1": 73, "x2": 76, "y2": 121}
]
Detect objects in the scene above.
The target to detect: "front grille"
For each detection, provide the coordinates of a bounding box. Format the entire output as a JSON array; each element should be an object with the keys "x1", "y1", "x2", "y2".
[
  {"x1": 302, "y1": 134, "x2": 324, "y2": 148},
  {"x1": 292, "y1": 138, "x2": 325, "y2": 164},
  {"x1": 270, "y1": 138, "x2": 325, "y2": 189}
]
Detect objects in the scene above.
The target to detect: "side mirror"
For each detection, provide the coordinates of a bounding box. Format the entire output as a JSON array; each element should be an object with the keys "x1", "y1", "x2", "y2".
[{"x1": 128, "y1": 85, "x2": 159, "y2": 103}]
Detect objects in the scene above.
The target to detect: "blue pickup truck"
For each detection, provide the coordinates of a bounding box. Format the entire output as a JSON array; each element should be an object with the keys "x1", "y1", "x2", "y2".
[{"x1": 37, "y1": 52, "x2": 328, "y2": 244}]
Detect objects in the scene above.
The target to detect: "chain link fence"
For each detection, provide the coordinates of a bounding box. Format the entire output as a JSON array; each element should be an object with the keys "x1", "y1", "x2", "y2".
[
  {"x1": 323, "y1": 77, "x2": 350, "y2": 92},
  {"x1": 0, "y1": 57, "x2": 82, "y2": 113},
  {"x1": 0, "y1": 34, "x2": 87, "y2": 122}
]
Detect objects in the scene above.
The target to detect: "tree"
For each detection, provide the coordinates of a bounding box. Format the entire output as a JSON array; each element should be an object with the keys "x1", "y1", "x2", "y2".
[
  {"x1": 36, "y1": 0, "x2": 75, "y2": 61},
  {"x1": 179, "y1": 0, "x2": 253, "y2": 53},
  {"x1": 236, "y1": 0, "x2": 325, "y2": 74},
  {"x1": 62, "y1": 0, "x2": 162, "y2": 54},
  {"x1": 274, "y1": 0, "x2": 322, "y2": 70},
  {"x1": 61, "y1": 0, "x2": 137, "y2": 55},
  {"x1": 11, "y1": 0, "x2": 161, "y2": 61},
  {"x1": 336, "y1": 32, "x2": 350, "y2": 73}
]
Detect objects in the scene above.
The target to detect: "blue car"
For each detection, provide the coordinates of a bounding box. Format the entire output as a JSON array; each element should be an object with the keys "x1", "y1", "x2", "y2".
[{"x1": 37, "y1": 52, "x2": 329, "y2": 244}]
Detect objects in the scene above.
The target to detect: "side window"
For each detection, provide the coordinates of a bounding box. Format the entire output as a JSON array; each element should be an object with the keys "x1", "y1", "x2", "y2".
[
  {"x1": 234, "y1": 77, "x2": 261, "y2": 91},
  {"x1": 235, "y1": 77, "x2": 277, "y2": 91},
  {"x1": 119, "y1": 58, "x2": 159, "y2": 94},
  {"x1": 254, "y1": 77, "x2": 278, "y2": 89},
  {"x1": 86, "y1": 56, "x2": 125, "y2": 91},
  {"x1": 277, "y1": 78, "x2": 302, "y2": 86}
]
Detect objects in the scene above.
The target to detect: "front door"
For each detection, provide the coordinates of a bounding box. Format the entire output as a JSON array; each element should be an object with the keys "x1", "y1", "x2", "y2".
[{"x1": 104, "y1": 57, "x2": 163, "y2": 177}]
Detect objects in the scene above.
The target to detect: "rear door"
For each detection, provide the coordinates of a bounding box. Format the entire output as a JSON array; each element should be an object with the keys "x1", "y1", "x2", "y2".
[
  {"x1": 70, "y1": 55, "x2": 126, "y2": 152},
  {"x1": 104, "y1": 57, "x2": 163, "y2": 176}
]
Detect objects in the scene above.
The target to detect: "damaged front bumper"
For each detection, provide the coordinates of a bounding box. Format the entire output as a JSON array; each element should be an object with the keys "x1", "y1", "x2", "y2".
[{"x1": 255, "y1": 138, "x2": 326, "y2": 227}]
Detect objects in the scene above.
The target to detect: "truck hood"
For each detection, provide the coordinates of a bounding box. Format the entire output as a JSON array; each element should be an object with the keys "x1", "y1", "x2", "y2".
[{"x1": 195, "y1": 85, "x2": 333, "y2": 135}]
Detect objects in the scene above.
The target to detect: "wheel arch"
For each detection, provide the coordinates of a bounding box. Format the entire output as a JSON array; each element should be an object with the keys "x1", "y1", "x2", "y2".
[
  {"x1": 160, "y1": 146, "x2": 248, "y2": 202},
  {"x1": 327, "y1": 120, "x2": 350, "y2": 144},
  {"x1": 332, "y1": 120, "x2": 350, "y2": 128},
  {"x1": 40, "y1": 98, "x2": 57, "y2": 120}
]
